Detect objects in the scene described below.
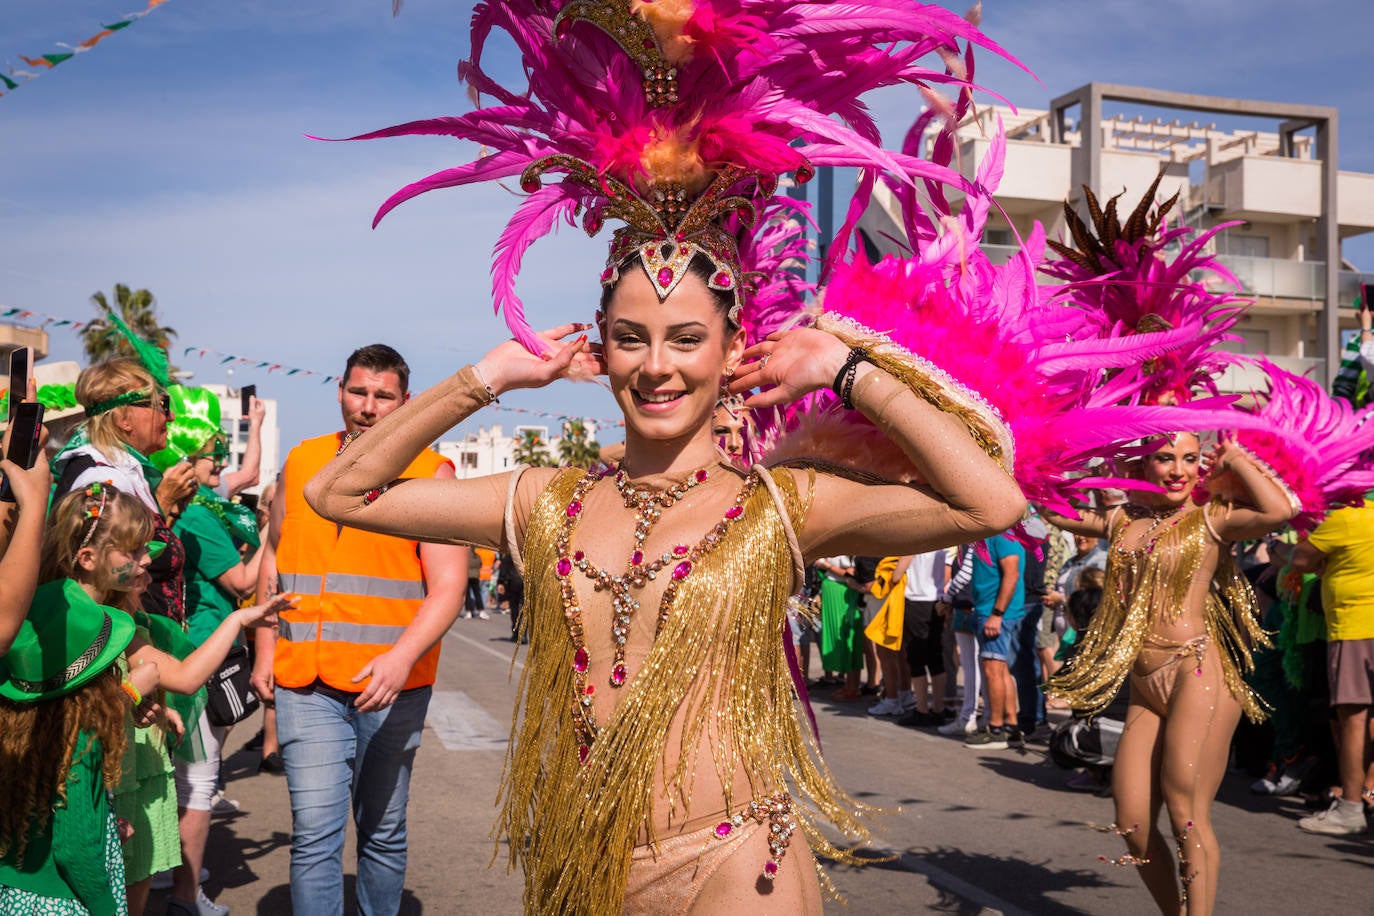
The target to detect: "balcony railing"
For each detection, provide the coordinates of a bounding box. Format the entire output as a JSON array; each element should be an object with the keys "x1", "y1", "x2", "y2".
[
  {"x1": 1338, "y1": 270, "x2": 1374, "y2": 306},
  {"x1": 1213, "y1": 254, "x2": 1324, "y2": 302},
  {"x1": 1217, "y1": 355, "x2": 1327, "y2": 394}
]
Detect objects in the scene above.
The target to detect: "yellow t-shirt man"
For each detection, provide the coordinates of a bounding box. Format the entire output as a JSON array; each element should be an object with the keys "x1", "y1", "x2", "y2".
[{"x1": 1306, "y1": 500, "x2": 1374, "y2": 641}]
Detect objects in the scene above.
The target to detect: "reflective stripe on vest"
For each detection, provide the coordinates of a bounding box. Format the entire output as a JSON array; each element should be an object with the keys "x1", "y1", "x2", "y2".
[
  {"x1": 279, "y1": 620, "x2": 409, "y2": 646},
  {"x1": 273, "y1": 433, "x2": 452, "y2": 692},
  {"x1": 279, "y1": 572, "x2": 425, "y2": 601}
]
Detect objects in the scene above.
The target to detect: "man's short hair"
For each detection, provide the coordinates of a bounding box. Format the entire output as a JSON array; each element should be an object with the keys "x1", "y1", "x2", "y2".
[{"x1": 343, "y1": 344, "x2": 411, "y2": 394}]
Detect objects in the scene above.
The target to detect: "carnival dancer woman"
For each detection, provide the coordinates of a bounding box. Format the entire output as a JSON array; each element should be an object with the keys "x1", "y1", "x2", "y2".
[
  {"x1": 1044, "y1": 435, "x2": 1294, "y2": 914},
  {"x1": 307, "y1": 266, "x2": 1025, "y2": 913},
  {"x1": 303, "y1": 2, "x2": 1045, "y2": 910}
]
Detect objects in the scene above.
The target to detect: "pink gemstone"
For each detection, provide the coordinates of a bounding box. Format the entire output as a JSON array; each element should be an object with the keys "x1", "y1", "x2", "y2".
[
  {"x1": 714, "y1": 822, "x2": 733, "y2": 838},
  {"x1": 574, "y1": 550, "x2": 585, "y2": 561},
  {"x1": 585, "y1": 685, "x2": 595, "y2": 695},
  {"x1": 600, "y1": 266, "x2": 613, "y2": 282},
  {"x1": 573, "y1": 647, "x2": 589, "y2": 673},
  {"x1": 578, "y1": 744, "x2": 590, "y2": 764},
  {"x1": 694, "y1": 468, "x2": 708, "y2": 482},
  {"x1": 631, "y1": 549, "x2": 644, "y2": 566},
  {"x1": 557, "y1": 557, "x2": 572, "y2": 577},
  {"x1": 725, "y1": 505, "x2": 743, "y2": 520},
  {"x1": 673, "y1": 544, "x2": 689, "y2": 556},
  {"x1": 713, "y1": 272, "x2": 733, "y2": 289},
  {"x1": 671, "y1": 560, "x2": 692, "y2": 580},
  {"x1": 611, "y1": 663, "x2": 627, "y2": 686},
  {"x1": 567, "y1": 500, "x2": 582, "y2": 517},
  {"x1": 764, "y1": 861, "x2": 779, "y2": 877},
  {"x1": 657, "y1": 267, "x2": 674, "y2": 287}
]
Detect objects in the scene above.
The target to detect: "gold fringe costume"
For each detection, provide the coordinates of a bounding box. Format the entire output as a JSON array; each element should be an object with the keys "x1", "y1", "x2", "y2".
[
  {"x1": 1046, "y1": 506, "x2": 1268, "y2": 721},
  {"x1": 499, "y1": 465, "x2": 870, "y2": 915}
]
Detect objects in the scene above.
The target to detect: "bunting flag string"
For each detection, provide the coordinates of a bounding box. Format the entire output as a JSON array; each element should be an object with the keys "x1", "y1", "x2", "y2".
[
  {"x1": 3, "y1": 0, "x2": 174, "y2": 99},
  {"x1": 0, "y1": 305, "x2": 625, "y2": 427}
]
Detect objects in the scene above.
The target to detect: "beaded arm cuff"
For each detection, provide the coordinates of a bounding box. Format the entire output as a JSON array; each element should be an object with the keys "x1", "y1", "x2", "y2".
[{"x1": 813, "y1": 313, "x2": 1015, "y2": 475}]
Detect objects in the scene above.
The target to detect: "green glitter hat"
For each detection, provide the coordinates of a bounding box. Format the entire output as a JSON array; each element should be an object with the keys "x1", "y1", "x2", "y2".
[{"x1": 149, "y1": 385, "x2": 223, "y2": 471}]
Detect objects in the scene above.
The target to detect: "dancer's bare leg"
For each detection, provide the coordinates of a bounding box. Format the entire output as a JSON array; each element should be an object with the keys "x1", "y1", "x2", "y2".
[
  {"x1": 1160, "y1": 651, "x2": 1242, "y2": 916},
  {"x1": 1111, "y1": 700, "x2": 1179, "y2": 913}
]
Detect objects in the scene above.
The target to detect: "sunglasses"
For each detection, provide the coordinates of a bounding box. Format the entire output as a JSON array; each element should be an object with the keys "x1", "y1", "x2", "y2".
[{"x1": 127, "y1": 394, "x2": 171, "y2": 414}]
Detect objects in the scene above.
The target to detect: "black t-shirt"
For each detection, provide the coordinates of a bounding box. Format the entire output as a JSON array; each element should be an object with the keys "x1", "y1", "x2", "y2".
[{"x1": 852, "y1": 556, "x2": 881, "y2": 587}]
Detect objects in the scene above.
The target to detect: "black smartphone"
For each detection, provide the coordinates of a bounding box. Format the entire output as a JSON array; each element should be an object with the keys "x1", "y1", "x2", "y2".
[
  {"x1": 0, "y1": 401, "x2": 44, "y2": 502},
  {"x1": 240, "y1": 384, "x2": 256, "y2": 418},
  {"x1": 1362, "y1": 282, "x2": 1374, "y2": 314},
  {"x1": 8, "y1": 346, "x2": 33, "y2": 425}
]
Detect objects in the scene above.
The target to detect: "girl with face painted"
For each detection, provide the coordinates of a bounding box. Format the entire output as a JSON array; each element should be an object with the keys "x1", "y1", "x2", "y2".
[{"x1": 41, "y1": 484, "x2": 291, "y2": 915}]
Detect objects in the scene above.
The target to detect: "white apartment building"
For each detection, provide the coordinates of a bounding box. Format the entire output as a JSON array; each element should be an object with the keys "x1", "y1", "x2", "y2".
[
  {"x1": 852, "y1": 83, "x2": 1374, "y2": 389},
  {"x1": 437, "y1": 421, "x2": 600, "y2": 478}
]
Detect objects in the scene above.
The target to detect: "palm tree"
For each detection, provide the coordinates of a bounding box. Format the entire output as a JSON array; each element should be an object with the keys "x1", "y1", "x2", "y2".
[
  {"x1": 512, "y1": 428, "x2": 555, "y2": 467},
  {"x1": 556, "y1": 418, "x2": 601, "y2": 468},
  {"x1": 81, "y1": 284, "x2": 178, "y2": 371}
]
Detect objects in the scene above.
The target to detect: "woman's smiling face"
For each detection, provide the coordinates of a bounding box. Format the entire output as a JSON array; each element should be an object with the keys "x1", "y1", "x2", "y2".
[
  {"x1": 1140, "y1": 433, "x2": 1201, "y2": 507},
  {"x1": 603, "y1": 267, "x2": 744, "y2": 447}
]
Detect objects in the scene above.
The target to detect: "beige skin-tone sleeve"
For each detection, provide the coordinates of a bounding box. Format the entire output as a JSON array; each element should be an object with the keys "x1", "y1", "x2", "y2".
[
  {"x1": 304, "y1": 367, "x2": 554, "y2": 552},
  {"x1": 795, "y1": 365, "x2": 1028, "y2": 562}
]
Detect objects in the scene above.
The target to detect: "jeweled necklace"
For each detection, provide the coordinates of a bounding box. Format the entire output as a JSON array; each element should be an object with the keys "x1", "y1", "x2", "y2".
[
  {"x1": 554, "y1": 464, "x2": 759, "y2": 763},
  {"x1": 1122, "y1": 502, "x2": 1188, "y2": 555}
]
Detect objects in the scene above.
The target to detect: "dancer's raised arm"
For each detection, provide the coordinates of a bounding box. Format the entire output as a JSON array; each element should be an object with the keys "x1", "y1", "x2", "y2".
[
  {"x1": 1202, "y1": 438, "x2": 1299, "y2": 540},
  {"x1": 304, "y1": 325, "x2": 601, "y2": 550}
]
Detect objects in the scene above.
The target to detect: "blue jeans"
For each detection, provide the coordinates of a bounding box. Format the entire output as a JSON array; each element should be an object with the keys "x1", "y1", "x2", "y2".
[
  {"x1": 1013, "y1": 601, "x2": 1045, "y2": 731},
  {"x1": 277, "y1": 684, "x2": 431, "y2": 916}
]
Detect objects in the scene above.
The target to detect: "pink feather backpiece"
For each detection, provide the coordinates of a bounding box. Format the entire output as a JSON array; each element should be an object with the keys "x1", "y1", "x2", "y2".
[{"x1": 1233, "y1": 362, "x2": 1374, "y2": 530}]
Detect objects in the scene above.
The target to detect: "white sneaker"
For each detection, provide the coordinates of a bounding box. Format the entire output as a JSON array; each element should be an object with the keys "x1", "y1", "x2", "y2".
[
  {"x1": 1297, "y1": 799, "x2": 1367, "y2": 836},
  {"x1": 897, "y1": 690, "x2": 917, "y2": 711},
  {"x1": 169, "y1": 888, "x2": 228, "y2": 916},
  {"x1": 477, "y1": 610, "x2": 491, "y2": 620},
  {"x1": 937, "y1": 717, "x2": 977, "y2": 736},
  {"x1": 867, "y1": 697, "x2": 905, "y2": 717},
  {"x1": 209, "y1": 789, "x2": 240, "y2": 815}
]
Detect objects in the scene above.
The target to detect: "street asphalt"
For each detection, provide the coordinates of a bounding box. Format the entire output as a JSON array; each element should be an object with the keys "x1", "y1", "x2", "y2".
[{"x1": 161, "y1": 614, "x2": 1372, "y2": 915}]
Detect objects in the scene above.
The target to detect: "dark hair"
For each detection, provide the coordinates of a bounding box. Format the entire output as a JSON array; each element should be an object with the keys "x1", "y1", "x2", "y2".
[
  {"x1": 598, "y1": 252, "x2": 736, "y2": 321},
  {"x1": 343, "y1": 344, "x2": 410, "y2": 394},
  {"x1": 1067, "y1": 586, "x2": 1102, "y2": 632}
]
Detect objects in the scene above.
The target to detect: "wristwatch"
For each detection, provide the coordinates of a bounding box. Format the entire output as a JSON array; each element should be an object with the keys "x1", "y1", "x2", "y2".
[{"x1": 990, "y1": 608, "x2": 1006, "y2": 617}]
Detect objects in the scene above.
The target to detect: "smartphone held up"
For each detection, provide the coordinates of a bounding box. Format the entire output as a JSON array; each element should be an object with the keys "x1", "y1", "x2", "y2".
[{"x1": 0, "y1": 401, "x2": 45, "y2": 502}]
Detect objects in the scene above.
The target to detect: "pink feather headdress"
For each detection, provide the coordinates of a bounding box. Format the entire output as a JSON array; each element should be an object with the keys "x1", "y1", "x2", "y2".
[
  {"x1": 1041, "y1": 176, "x2": 1248, "y2": 405},
  {"x1": 341, "y1": 0, "x2": 1026, "y2": 353}
]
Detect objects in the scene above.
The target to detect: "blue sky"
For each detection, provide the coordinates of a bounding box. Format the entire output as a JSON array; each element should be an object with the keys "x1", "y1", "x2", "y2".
[{"x1": 4, "y1": 0, "x2": 1372, "y2": 452}]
